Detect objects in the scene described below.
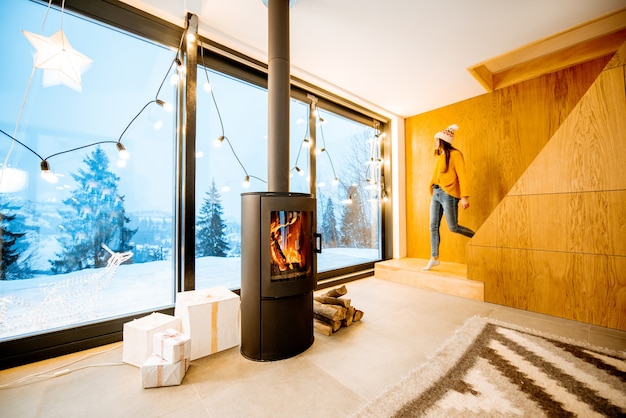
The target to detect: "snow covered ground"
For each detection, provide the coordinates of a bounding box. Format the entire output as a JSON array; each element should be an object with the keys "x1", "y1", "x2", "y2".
[{"x1": 0, "y1": 248, "x2": 378, "y2": 340}]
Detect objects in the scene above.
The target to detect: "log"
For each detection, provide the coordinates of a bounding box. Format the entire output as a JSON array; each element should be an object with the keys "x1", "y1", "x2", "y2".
[
  {"x1": 313, "y1": 319, "x2": 332, "y2": 336},
  {"x1": 312, "y1": 286, "x2": 363, "y2": 334},
  {"x1": 342, "y1": 306, "x2": 356, "y2": 327},
  {"x1": 314, "y1": 314, "x2": 342, "y2": 332},
  {"x1": 353, "y1": 309, "x2": 364, "y2": 322},
  {"x1": 313, "y1": 300, "x2": 347, "y2": 322},
  {"x1": 323, "y1": 285, "x2": 348, "y2": 298},
  {"x1": 314, "y1": 295, "x2": 351, "y2": 308}
]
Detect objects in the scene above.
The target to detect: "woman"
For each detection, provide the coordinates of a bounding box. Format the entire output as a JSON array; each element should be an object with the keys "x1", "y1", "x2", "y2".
[{"x1": 423, "y1": 124, "x2": 475, "y2": 271}]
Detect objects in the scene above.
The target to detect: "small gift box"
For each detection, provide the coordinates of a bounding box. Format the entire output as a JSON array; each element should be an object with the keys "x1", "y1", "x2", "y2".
[
  {"x1": 140, "y1": 354, "x2": 187, "y2": 389},
  {"x1": 153, "y1": 328, "x2": 191, "y2": 364},
  {"x1": 123, "y1": 312, "x2": 181, "y2": 367}
]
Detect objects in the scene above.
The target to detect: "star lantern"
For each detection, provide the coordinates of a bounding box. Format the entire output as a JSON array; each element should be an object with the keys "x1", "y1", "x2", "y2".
[{"x1": 23, "y1": 29, "x2": 92, "y2": 91}]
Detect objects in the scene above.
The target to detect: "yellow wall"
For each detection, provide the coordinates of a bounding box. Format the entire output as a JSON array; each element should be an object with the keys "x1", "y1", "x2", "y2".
[
  {"x1": 469, "y1": 43, "x2": 626, "y2": 330},
  {"x1": 405, "y1": 56, "x2": 609, "y2": 263},
  {"x1": 405, "y1": 44, "x2": 626, "y2": 330}
]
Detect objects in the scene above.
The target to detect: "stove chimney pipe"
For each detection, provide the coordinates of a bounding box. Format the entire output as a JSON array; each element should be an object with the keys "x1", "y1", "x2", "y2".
[{"x1": 267, "y1": 0, "x2": 291, "y2": 192}]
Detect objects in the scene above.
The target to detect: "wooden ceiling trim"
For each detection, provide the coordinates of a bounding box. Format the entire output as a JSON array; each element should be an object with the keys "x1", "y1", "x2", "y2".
[{"x1": 468, "y1": 8, "x2": 626, "y2": 92}]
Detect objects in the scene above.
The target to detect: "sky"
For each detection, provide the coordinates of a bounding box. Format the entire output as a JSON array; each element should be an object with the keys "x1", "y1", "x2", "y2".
[{"x1": 0, "y1": 0, "x2": 375, "y2": 221}]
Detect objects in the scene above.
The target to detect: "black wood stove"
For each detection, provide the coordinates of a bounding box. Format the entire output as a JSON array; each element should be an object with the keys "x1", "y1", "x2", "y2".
[{"x1": 240, "y1": 192, "x2": 319, "y2": 360}]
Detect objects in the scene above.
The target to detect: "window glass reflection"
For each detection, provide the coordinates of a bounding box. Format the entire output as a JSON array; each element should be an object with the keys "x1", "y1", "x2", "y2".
[
  {"x1": 0, "y1": 1, "x2": 176, "y2": 340},
  {"x1": 315, "y1": 109, "x2": 382, "y2": 271}
]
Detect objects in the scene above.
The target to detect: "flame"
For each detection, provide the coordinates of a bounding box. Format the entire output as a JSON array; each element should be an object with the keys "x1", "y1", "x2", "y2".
[{"x1": 270, "y1": 212, "x2": 306, "y2": 272}]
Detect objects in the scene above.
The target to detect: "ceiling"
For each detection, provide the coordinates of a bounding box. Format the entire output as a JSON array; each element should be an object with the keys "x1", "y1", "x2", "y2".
[{"x1": 119, "y1": 0, "x2": 626, "y2": 118}]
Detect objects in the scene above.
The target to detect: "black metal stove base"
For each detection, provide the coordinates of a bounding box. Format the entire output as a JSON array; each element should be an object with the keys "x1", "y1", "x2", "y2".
[{"x1": 241, "y1": 291, "x2": 314, "y2": 361}]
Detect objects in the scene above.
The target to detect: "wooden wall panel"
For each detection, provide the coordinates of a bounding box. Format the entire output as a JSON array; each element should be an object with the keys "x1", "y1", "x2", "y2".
[
  {"x1": 405, "y1": 56, "x2": 609, "y2": 262},
  {"x1": 405, "y1": 95, "x2": 491, "y2": 262},
  {"x1": 511, "y1": 65, "x2": 626, "y2": 195},
  {"x1": 470, "y1": 246, "x2": 626, "y2": 330},
  {"x1": 467, "y1": 246, "x2": 531, "y2": 309},
  {"x1": 474, "y1": 192, "x2": 626, "y2": 256},
  {"x1": 465, "y1": 41, "x2": 626, "y2": 330}
]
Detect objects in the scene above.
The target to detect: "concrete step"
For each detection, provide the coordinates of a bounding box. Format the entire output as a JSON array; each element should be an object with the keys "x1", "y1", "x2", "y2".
[{"x1": 374, "y1": 258, "x2": 484, "y2": 302}]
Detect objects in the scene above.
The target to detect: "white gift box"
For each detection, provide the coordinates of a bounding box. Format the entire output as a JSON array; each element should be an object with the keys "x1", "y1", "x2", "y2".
[
  {"x1": 122, "y1": 312, "x2": 181, "y2": 367},
  {"x1": 153, "y1": 328, "x2": 191, "y2": 364},
  {"x1": 141, "y1": 354, "x2": 187, "y2": 389},
  {"x1": 175, "y1": 286, "x2": 240, "y2": 360}
]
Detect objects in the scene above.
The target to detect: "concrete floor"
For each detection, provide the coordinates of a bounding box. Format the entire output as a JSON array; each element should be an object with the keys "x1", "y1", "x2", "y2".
[{"x1": 1, "y1": 277, "x2": 624, "y2": 417}]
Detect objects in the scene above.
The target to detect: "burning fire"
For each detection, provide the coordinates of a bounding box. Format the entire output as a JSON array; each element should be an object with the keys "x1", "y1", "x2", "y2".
[{"x1": 270, "y1": 212, "x2": 305, "y2": 272}]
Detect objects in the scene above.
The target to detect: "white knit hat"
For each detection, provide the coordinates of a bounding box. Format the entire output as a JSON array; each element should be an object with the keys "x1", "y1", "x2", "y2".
[{"x1": 434, "y1": 124, "x2": 459, "y2": 144}]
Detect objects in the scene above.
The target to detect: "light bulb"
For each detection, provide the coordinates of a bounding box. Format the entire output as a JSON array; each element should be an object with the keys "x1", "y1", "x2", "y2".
[
  {"x1": 117, "y1": 159, "x2": 127, "y2": 168},
  {"x1": 116, "y1": 142, "x2": 130, "y2": 160},
  {"x1": 203, "y1": 82, "x2": 212, "y2": 93},
  {"x1": 242, "y1": 175, "x2": 250, "y2": 188},
  {"x1": 157, "y1": 99, "x2": 173, "y2": 112},
  {"x1": 40, "y1": 161, "x2": 58, "y2": 184},
  {"x1": 175, "y1": 57, "x2": 185, "y2": 73},
  {"x1": 214, "y1": 136, "x2": 225, "y2": 147},
  {"x1": 302, "y1": 138, "x2": 311, "y2": 148},
  {"x1": 332, "y1": 177, "x2": 339, "y2": 186},
  {"x1": 186, "y1": 33, "x2": 196, "y2": 43}
]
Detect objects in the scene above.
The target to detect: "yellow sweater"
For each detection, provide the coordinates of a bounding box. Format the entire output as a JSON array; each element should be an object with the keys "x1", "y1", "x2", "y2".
[{"x1": 429, "y1": 150, "x2": 469, "y2": 199}]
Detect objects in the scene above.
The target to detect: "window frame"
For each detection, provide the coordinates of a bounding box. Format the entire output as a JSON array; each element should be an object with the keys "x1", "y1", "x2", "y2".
[{"x1": 0, "y1": 0, "x2": 391, "y2": 369}]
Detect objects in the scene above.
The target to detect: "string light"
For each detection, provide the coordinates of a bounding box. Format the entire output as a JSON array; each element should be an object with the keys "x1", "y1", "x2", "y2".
[
  {"x1": 199, "y1": 46, "x2": 265, "y2": 188},
  {"x1": 214, "y1": 135, "x2": 225, "y2": 147},
  {"x1": 1, "y1": 25, "x2": 184, "y2": 183}
]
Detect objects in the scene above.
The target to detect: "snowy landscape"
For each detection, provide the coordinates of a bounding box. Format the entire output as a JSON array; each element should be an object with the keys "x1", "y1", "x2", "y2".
[{"x1": 0, "y1": 247, "x2": 378, "y2": 340}]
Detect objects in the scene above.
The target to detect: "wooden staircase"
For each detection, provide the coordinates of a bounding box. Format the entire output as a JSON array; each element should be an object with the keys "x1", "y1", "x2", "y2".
[{"x1": 374, "y1": 258, "x2": 484, "y2": 302}]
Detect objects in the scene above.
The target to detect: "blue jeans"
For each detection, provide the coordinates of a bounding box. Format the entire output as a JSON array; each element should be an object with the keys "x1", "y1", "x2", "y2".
[{"x1": 429, "y1": 186, "x2": 475, "y2": 257}]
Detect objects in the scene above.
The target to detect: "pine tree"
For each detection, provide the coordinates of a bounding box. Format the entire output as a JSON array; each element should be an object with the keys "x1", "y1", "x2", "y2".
[
  {"x1": 340, "y1": 184, "x2": 371, "y2": 248},
  {"x1": 50, "y1": 147, "x2": 136, "y2": 273},
  {"x1": 338, "y1": 131, "x2": 374, "y2": 248},
  {"x1": 0, "y1": 200, "x2": 34, "y2": 280},
  {"x1": 196, "y1": 179, "x2": 230, "y2": 257},
  {"x1": 321, "y1": 196, "x2": 340, "y2": 248}
]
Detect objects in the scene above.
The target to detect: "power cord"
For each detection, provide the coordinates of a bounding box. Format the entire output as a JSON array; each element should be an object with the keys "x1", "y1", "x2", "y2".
[{"x1": 0, "y1": 343, "x2": 124, "y2": 389}]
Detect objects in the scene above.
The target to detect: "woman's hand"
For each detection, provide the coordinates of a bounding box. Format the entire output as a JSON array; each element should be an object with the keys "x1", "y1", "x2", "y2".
[{"x1": 460, "y1": 196, "x2": 470, "y2": 209}]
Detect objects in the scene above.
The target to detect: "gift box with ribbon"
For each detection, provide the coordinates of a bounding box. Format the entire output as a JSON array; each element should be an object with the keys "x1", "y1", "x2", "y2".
[
  {"x1": 175, "y1": 286, "x2": 240, "y2": 360},
  {"x1": 153, "y1": 328, "x2": 191, "y2": 365},
  {"x1": 140, "y1": 354, "x2": 188, "y2": 389},
  {"x1": 123, "y1": 312, "x2": 181, "y2": 367}
]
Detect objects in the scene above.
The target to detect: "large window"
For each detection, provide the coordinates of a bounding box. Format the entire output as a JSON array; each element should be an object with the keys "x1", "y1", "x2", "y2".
[
  {"x1": 194, "y1": 66, "x2": 268, "y2": 289},
  {"x1": 1, "y1": 0, "x2": 389, "y2": 365},
  {"x1": 314, "y1": 108, "x2": 382, "y2": 271},
  {"x1": 0, "y1": 0, "x2": 177, "y2": 340}
]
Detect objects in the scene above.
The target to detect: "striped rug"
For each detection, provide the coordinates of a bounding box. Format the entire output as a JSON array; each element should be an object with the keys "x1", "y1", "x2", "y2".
[{"x1": 355, "y1": 316, "x2": 626, "y2": 417}]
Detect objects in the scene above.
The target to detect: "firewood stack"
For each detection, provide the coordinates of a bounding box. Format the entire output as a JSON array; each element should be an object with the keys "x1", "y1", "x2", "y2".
[{"x1": 313, "y1": 285, "x2": 364, "y2": 336}]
